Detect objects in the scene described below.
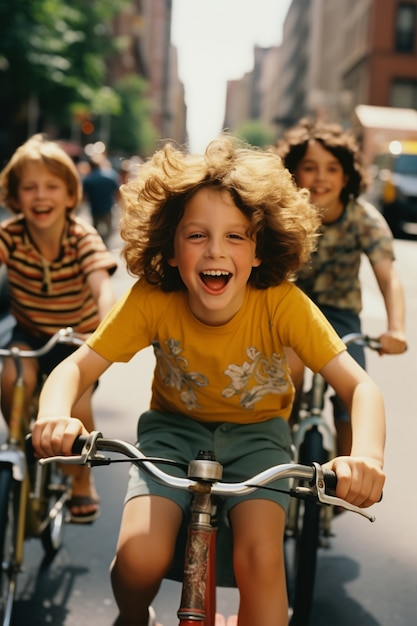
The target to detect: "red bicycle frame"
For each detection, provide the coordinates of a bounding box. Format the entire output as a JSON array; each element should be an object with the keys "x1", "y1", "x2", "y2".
[{"x1": 177, "y1": 455, "x2": 222, "y2": 626}]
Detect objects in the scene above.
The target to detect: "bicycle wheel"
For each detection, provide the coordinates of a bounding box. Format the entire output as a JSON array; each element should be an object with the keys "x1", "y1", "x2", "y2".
[
  {"x1": 0, "y1": 463, "x2": 19, "y2": 626},
  {"x1": 40, "y1": 463, "x2": 69, "y2": 556},
  {"x1": 288, "y1": 425, "x2": 329, "y2": 626}
]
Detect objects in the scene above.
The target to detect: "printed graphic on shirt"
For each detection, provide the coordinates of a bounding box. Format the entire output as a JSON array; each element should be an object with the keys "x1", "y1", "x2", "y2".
[
  {"x1": 296, "y1": 199, "x2": 394, "y2": 313},
  {"x1": 153, "y1": 339, "x2": 208, "y2": 410},
  {"x1": 153, "y1": 339, "x2": 289, "y2": 412},
  {"x1": 223, "y1": 347, "x2": 289, "y2": 409}
]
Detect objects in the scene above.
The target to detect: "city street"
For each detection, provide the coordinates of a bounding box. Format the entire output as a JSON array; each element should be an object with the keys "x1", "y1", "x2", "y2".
[{"x1": 1, "y1": 236, "x2": 416, "y2": 626}]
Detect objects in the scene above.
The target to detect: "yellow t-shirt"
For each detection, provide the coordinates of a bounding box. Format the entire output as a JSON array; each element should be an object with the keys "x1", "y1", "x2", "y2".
[{"x1": 87, "y1": 280, "x2": 345, "y2": 423}]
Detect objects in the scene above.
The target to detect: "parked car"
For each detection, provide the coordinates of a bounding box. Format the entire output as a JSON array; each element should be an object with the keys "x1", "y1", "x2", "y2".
[{"x1": 367, "y1": 140, "x2": 417, "y2": 238}]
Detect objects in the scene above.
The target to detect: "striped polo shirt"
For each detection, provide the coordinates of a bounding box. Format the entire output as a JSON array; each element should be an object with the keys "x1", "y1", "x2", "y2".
[{"x1": 0, "y1": 214, "x2": 117, "y2": 336}]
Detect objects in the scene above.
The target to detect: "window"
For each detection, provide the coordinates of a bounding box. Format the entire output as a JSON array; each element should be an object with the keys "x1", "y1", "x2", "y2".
[
  {"x1": 390, "y1": 79, "x2": 417, "y2": 108},
  {"x1": 395, "y1": 3, "x2": 416, "y2": 52}
]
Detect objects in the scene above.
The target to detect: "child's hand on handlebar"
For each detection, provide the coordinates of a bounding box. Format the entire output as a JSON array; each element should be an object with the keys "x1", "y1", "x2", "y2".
[
  {"x1": 324, "y1": 456, "x2": 385, "y2": 509},
  {"x1": 377, "y1": 330, "x2": 407, "y2": 355},
  {"x1": 31, "y1": 417, "x2": 88, "y2": 459}
]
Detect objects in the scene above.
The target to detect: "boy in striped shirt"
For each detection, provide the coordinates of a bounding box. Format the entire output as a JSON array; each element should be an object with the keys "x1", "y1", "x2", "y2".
[{"x1": 0, "y1": 134, "x2": 117, "y2": 523}]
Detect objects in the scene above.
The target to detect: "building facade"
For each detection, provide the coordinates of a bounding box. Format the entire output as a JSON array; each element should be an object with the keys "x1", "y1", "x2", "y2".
[
  {"x1": 108, "y1": 0, "x2": 186, "y2": 145},
  {"x1": 224, "y1": 0, "x2": 417, "y2": 140}
]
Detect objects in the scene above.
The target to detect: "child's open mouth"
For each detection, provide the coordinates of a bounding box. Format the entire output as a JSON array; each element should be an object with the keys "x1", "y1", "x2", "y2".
[
  {"x1": 33, "y1": 207, "x2": 53, "y2": 215},
  {"x1": 200, "y1": 270, "x2": 231, "y2": 291}
]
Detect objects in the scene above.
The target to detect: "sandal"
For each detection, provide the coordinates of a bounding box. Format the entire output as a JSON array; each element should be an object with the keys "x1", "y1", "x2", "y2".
[
  {"x1": 148, "y1": 606, "x2": 156, "y2": 626},
  {"x1": 66, "y1": 495, "x2": 100, "y2": 524}
]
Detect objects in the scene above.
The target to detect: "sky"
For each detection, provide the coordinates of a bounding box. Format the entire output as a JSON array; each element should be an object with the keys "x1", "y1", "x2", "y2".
[{"x1": 171, "y1": 0, "x2": 292, "y2": 152}]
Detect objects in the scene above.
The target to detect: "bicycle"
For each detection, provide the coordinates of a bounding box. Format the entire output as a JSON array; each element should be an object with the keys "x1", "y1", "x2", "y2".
[
  {"x1": 285, "y1": 333, "x2": 382, "y2": 626},
  {"x1": 0, "y1": 327, "x2": 84, "y2": 626},
  {"x1": 30, "y1": 429, "x2": 377, "y2": 626}
]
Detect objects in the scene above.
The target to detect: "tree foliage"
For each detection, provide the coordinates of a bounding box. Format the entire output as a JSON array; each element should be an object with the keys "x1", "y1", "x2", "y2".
[
  {"x1": 235, "y1": 120, "x2": 276, "y2": 148},
  {"x1": 0, "y1": 0, "x2": 155, "y2": 163},
  {"x1": 109, "y1": 76, "x2": 159, "y2": 157}
]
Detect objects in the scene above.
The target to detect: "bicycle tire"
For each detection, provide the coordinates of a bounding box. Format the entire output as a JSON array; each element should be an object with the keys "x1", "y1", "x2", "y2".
[
  {"x1": 0, "y1": 463, "x2": 19, "y2": 626},
  {"x1": 40, "y1": 463, "x2": 68, "y2": 556},
  {"x1": 288, "y1": 426, "x2": 329, "y2": 626}
]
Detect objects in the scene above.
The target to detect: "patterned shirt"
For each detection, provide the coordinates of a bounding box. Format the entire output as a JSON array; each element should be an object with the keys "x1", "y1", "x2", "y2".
[
  {"x1": 296, "y1": 199, "x2": 394, "y2": 314},
  {"x1": 88, "y1": 279, "x2": 345, "y2": 424},
  {"x1": 0, "y1": 214, "x2": 117, "y2": 336}
]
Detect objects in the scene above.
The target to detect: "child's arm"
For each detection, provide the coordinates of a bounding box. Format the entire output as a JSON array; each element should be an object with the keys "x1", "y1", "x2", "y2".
[
  {"x1": 87, "y1": 268, "x2": 116, "y2": 321},
  {"x1": 320, "y1": 351, "x2": 386, "y2": 508},
  {"x1": 372, "y1": 257, "x2": 407, "y2": 354},
  {"x1": 32, "y1": 344, "x2": 111, "y2": 458}
]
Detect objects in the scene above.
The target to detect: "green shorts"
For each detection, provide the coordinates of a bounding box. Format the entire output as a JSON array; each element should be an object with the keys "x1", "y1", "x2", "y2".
[
  {"x1": 126, "y1": 409, "x2": 292, "y2": 514},
  {"x1": 125, "y1": 410, "x2": 292, "y2": 587}
]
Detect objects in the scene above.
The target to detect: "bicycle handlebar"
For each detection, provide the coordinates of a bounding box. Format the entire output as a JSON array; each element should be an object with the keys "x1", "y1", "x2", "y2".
[
  {"x1": 24, "y1": 333, "x2": 381, "y2": 524},
  {"x1": 0, "y1": 327, "x2": 84, "y2": 360},
  {"x1": 26, "y1": 431, "x2": 376, "y2": 522},
  {"x1": 341, "y1": 333, "x2": 382, "y2": 351}
]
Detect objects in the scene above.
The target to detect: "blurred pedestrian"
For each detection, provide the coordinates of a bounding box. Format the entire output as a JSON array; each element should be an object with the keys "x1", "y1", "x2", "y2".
[
  {"x1": 273, "y1": 118, "x2": 407, "y2": 456},
  {"x1": 0, "y1": 133, "x2": 118, "y2": 522},
  {"x1": 82, "y1": 153, "x2": 120, "y2": 244}
]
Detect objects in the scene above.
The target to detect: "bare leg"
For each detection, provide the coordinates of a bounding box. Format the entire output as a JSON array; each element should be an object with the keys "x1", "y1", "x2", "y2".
[
  {"x1": 111, "y1": 495, "x2": 182, "y2": 626},
  {"x1": 0, "y1": 350, "x2": 38, "y2": 425},
  {"x1": 230, "y1": 499, "x2": 288, "y2": 626},
  {"x1": 64, "y1": 386, "x2": 99, "y2": 518}
]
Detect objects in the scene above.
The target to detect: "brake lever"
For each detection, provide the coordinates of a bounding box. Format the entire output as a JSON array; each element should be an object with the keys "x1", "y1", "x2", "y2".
[{"x1": 312, "y1": 462, "x2": 376, "y2": 522}]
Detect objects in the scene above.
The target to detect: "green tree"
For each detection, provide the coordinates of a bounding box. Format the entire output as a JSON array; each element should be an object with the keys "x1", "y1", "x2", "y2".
[
  {"x1": 109, "y1": 76, "x2": 159, "y2": 157},
  {"x1": 235, "y1": 120, "x2": 276, "y2": 148},
  {"x1": 0, "y1": 0, "x2": 129, "y2": 162}
]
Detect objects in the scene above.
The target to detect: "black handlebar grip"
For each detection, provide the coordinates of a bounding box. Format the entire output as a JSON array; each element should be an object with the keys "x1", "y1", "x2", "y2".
[
  {"x1": 323, "y1": 468, "x2": 383, "y2": 503},
  {"x1": 25, "y1": 434, "x2": 37, "y2": 465},
  {"x1": 323, "y1": 468, "x2": 337, "y2": 494},
  {"x1": 72, "y1": 435, "x2": 88, "y2": 454},
  {"x1": 24, "y1": 433, "x2": 88, "y2": 464}
]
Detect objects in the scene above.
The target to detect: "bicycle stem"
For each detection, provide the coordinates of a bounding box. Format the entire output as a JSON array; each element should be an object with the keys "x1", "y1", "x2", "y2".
[{"x1": 177, "y1": 453, "x2": 222, "y2": 624}]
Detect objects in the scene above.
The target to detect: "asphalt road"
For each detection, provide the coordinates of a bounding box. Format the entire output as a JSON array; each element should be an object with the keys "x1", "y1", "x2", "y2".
[{"x1": 1, "y1": 237, "x2": 416, "y2": 626}]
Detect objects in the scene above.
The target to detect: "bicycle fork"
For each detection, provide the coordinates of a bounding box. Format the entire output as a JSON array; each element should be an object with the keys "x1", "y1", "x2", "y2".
[{"x1": 177, "y1": 452, "x2": 223, "y2": 626}]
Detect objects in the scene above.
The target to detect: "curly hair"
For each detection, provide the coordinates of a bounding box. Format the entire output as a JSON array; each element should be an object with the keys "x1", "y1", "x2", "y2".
[
  {"x1": 273, "y1": 119, "x2": 369, "y2": 204},
  {"x1": 0, "y1": 134, "x2": 82, "y2": 213},
  {"x1": 120, "y1": 134, "x2": 321, "y2": 291}
]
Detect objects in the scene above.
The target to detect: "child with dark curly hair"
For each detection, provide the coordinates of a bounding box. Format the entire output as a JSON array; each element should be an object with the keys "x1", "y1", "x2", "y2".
[
  {"x1": 274, "y1": 119, "x2": 407, "y2": 456},
  {"x1": 33, "y1": 135, "x2": 385, "y2": 626}
]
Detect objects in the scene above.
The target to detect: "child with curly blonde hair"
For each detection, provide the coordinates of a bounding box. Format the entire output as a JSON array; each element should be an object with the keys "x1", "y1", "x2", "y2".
[{"x1": 33, "y1": 135, "x2": 385, "y2": 626}]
